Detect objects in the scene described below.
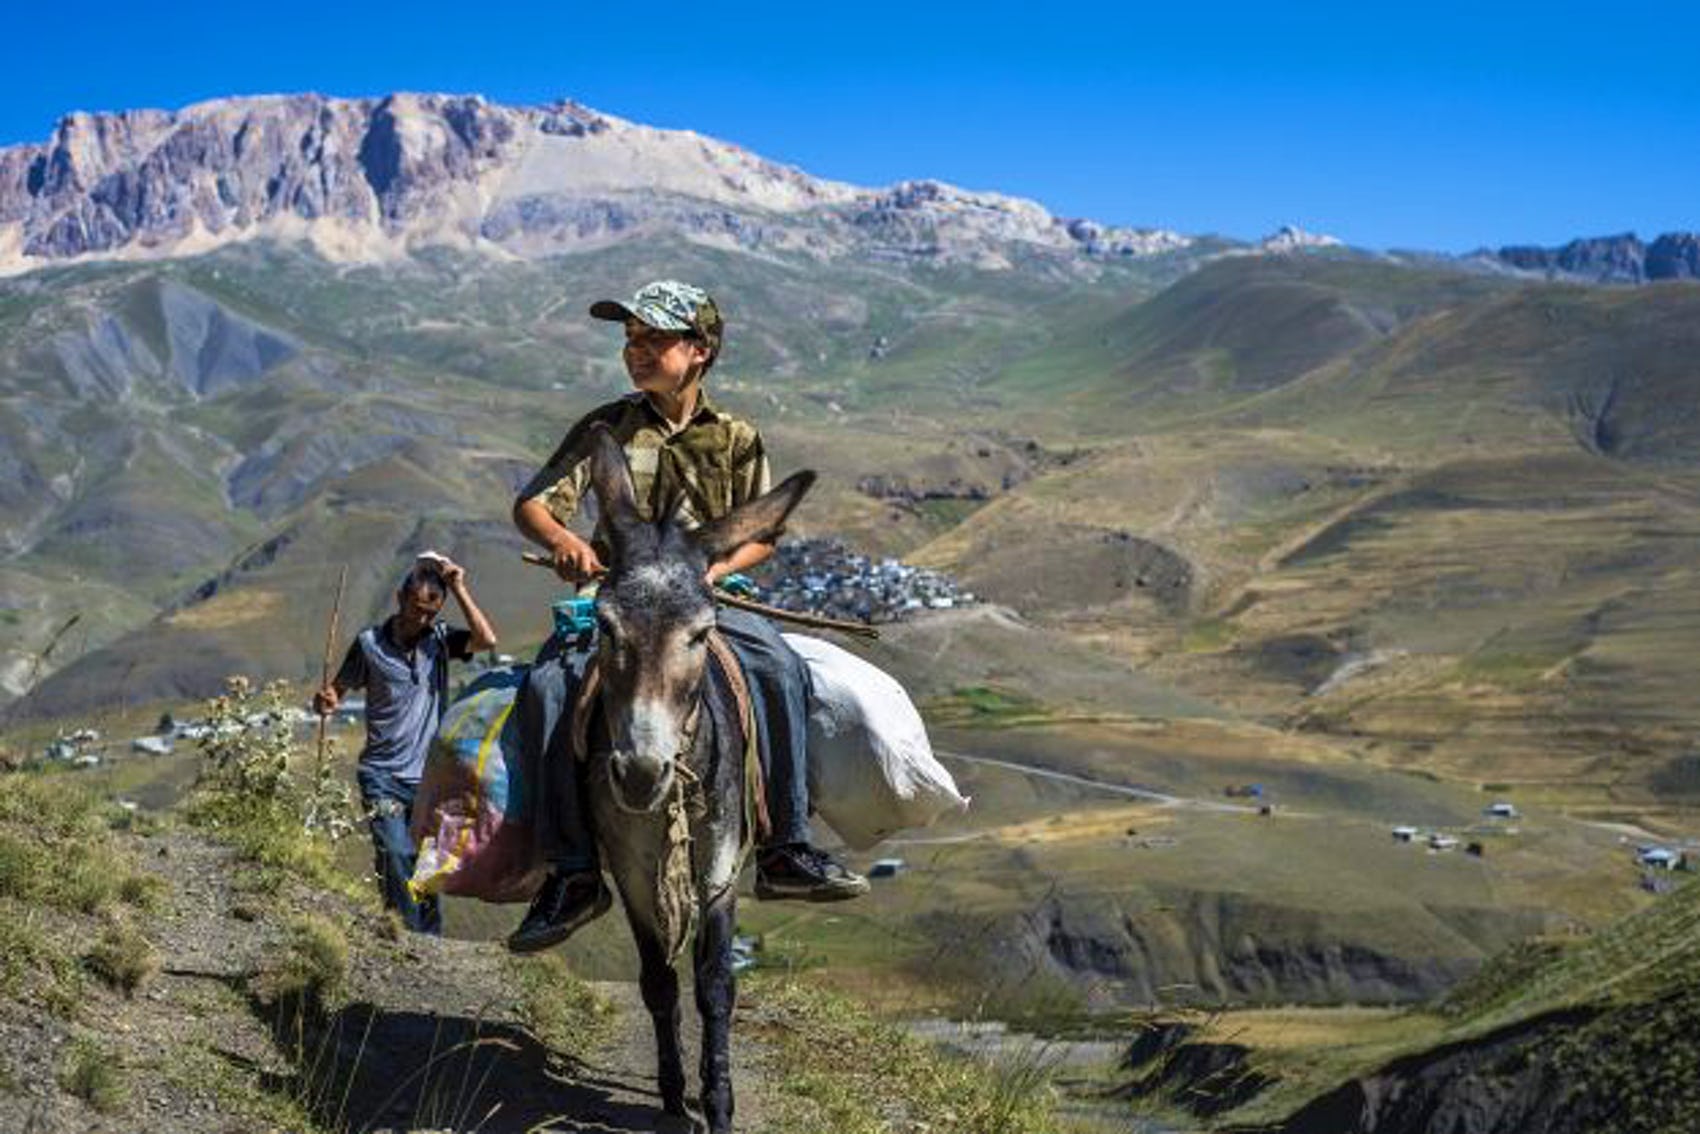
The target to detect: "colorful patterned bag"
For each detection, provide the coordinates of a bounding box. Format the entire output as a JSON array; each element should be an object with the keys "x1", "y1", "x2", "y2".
[{"x1": 408, "y1": 667, "x2": 546, "y2": 903}]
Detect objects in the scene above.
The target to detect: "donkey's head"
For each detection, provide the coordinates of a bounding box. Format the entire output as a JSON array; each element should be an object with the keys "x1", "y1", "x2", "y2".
[{"x1": 586, "y1": 423, "x2": 813, "y2": 814}]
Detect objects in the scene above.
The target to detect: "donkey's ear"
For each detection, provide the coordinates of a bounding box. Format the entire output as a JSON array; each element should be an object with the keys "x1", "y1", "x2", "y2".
[
  {"x1": 587, "y1": 424, "x2": 640, "y2": 542},
  {"x1": 693, "y1": 471, "x2": 816, "y2": 564}
]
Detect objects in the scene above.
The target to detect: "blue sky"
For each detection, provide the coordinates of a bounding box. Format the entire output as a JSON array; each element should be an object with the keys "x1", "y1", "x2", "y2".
[{"x1": 3, "y1": 1, "x2": 1695, "y2": 251}]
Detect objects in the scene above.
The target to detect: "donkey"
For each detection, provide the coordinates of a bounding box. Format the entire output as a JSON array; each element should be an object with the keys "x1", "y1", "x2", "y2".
[{"x1": 578, "y1": 423, "x2": 813, "y2": 1133}]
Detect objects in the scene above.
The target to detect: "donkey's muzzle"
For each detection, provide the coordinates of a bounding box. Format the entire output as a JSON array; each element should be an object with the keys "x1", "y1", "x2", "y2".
[{"x1": 609, "y1": 750, "x2": 673, "y2": 814}]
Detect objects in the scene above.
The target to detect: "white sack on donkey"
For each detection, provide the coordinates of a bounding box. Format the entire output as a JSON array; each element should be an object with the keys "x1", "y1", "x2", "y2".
[{"x1": 783, "y1": 633, "x2": 969, "y2": 850}]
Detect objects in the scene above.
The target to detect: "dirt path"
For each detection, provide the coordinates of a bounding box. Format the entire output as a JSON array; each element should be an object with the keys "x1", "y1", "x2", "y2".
[
  {"x1": 5, "y1": 828, "x2": 780, "y2": 1134},
  {"x1": 936, "y1": 748, "x2": 1260, "y2": 812},
  {"x1": 286, "y1": 958, "x2": 780, "y2": 1134},
  {"x1": 246, "y1": 857, "x2": 785, "y2": 1134}
]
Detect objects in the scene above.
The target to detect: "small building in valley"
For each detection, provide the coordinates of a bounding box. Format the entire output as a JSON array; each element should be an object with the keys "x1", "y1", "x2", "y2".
[{"x1": 1638, "y1": 846, "x2": 1685, "y2": 871}]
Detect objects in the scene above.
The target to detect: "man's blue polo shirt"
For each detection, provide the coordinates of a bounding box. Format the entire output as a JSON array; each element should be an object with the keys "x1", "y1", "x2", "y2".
[{"x1": 334, "y1": 619, "x2": 472, "y2": 782}]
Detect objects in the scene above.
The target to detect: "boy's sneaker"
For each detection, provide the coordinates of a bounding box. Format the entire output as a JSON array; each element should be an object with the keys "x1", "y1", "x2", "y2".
[
  {"x1": 754, "y1": 844, "x2": 869, "y2": 902},
  {"x1": 506, "y1": 869, "x2": 611, "y2": 953}
]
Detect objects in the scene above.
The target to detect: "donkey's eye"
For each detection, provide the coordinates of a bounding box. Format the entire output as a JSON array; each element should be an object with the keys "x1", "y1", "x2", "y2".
[{"x1": 688, "y1": 627, "x2": 711, "y2": 648}]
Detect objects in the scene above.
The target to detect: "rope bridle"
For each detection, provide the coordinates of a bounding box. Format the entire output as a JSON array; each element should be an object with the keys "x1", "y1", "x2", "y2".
[{"x1": 573, "y1": 630, "x2": 764, "y2": 964}]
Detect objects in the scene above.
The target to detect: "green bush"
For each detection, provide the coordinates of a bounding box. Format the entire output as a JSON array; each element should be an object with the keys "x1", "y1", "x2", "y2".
[
  {"x1": 262, "y1": 913, "x2": 349, "y2": 1012},
  {"x1": 192, "y1": 675, "x2": 357, "y2": 842},
  {"x1": 58, "y1": 1038, "x2": 127, "y2": 1114},
  {"x1": 85, "y1": 919, "x2": 160, "y2": 997},
  {"x1": 186, "y1": 676, "x2": 365, "y2": 901},
  {"x1": 507, "y1": 953, "x2": 618, "y2": 1063}
]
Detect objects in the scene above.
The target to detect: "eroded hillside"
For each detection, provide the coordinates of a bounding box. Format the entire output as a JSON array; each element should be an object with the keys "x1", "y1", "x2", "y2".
[{"x1": 3, "y1": 210, "x2": 1699, "y2": 818}]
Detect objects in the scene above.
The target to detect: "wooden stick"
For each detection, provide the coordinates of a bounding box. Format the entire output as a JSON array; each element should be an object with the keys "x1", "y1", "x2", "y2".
[
  {"x1": 713, "y1": 589, "x2": 880, "y2": 639},
  {"x1": 520, "y1": 551, "x2": 880, "y2": 639},
  {"x1": 314, "y1": 565, "x2": 349, "y2": 774}
]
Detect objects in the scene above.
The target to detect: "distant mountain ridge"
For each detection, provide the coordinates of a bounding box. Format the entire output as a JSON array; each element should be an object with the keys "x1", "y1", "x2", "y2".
[
  {"x1": 1492, "y1": 231, "x2": 1700, "y2": 283},
  {"x1": 5, "y1": 90, "x2": 1691, "y2": 287},
  {"x1": 0, "y1": 92, "x2": 1191, "y2": 275}
]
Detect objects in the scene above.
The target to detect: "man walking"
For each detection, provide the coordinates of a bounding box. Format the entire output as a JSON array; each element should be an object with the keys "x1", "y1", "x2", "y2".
[{"x1": 314, "y1": 554, "x2": 498, "y2": 933}]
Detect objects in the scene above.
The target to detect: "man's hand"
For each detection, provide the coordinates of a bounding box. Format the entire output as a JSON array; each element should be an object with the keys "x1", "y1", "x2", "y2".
[
  {"x1": 550, "y1": 534, "x2": 605, "y2": 584},
  {"x1": 436, "y1": 555, "x2": 467, "y2": 591},
  {"x1": 312, "y1": 685, "x2": 340, "y2": 717},
  {"x1": 436, "y1": 554, "x2": 500, "y2": 653}
]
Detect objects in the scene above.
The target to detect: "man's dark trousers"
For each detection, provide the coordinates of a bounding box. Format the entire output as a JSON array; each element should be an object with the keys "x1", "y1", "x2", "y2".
[
  {"x1": 356, "y1": 764, "x2": 442, "y2": 935},
  {"x1": 522, "y1": 631, "x2": 598, "y2": 873},
  {"x1": 717, "y1": 607, "x2": 813, "y2": 846}
]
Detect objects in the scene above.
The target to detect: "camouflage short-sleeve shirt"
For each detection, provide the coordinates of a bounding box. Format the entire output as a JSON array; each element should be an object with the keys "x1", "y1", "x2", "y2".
[{"x1": 518, "y1": 393, "x2": 772, "y2": 553}]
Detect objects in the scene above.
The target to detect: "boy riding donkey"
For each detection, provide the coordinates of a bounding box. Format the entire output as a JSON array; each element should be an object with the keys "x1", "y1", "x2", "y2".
[{"x1": 507, "y1": 280, "x2": 868, "y2": 953}]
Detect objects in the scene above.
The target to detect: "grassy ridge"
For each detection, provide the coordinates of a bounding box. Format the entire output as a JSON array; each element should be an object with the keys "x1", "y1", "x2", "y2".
[
  {"x1": 744, "y1": 974, "x2": 1063, "y2": 1134},
  {"x1": 1137, "y1": 873, "x2": 1700, "y2": 1128},
  {"x1": 0, "y1": 721, "x2": 1074, "y2": 1132}
]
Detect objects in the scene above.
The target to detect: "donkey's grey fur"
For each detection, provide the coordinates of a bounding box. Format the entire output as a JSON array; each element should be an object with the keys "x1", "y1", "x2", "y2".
[{"x1": 580, "y1": 422, "x2": 813, "y2": 1133}]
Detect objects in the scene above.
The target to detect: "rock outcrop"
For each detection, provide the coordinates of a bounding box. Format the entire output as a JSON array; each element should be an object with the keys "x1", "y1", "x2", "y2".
[
  {"x1": 1259, "y1": 223, "x2": 1344, "y2": 253},
  {"x1": 0, "y1": 92, "x2": 1191, "y2": 274},
  {"x1": 1493, "y1": 230, "x2": 1700, "y2": 284},
  {"x1": 1645, "y1": 231, "x2": 1700, "y2": 279},
  {"x1": 938, "y1": 890, "x2": 1557, "y2": 1010}
]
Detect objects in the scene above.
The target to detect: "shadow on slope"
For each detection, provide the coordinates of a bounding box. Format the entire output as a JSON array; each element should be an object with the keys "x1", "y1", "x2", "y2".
[{"x1": 259, "y1": 1000, "x2": 681, "y2": 1134}]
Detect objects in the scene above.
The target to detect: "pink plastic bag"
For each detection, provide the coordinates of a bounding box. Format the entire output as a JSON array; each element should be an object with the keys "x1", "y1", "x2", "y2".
[{"x1": 409, "y1": 668, "x2": 546, "y2": 904}]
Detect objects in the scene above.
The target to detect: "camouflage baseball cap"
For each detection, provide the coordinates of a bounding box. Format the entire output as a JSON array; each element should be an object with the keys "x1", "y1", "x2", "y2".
[{"x1": 590, "y1": 280, "x2": 723, "y2": 355}]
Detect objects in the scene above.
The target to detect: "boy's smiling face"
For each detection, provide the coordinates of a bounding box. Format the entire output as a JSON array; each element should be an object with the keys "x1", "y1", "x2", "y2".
[{"x1": 624, "y1": 319, "x2": 712, "y2": 395}]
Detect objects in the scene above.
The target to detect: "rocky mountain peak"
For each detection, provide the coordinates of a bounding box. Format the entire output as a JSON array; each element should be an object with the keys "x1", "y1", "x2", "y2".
[
  {"x1": 1259, "y1": 224, "x2": 1343, "y2": 252},
  {"x1": 1492, "y1": 231, "x2": 1700, "y2": 284},
  {"x1": 0, "y1": 92, "x2": 1193, "y2": 275}
]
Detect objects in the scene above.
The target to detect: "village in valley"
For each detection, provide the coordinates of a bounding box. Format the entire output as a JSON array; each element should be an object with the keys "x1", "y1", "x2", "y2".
[{"x1": 754, "y1": 538, "x2": 978, "y2": 624}]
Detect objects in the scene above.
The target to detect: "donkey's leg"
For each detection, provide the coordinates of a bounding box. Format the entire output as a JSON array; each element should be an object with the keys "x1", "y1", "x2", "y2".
[
  {"x1": 693, "y1": 889, "x2": 739, "y2": 1133},
  {"x1": 632, "y1": 928, "x2": 689, "y2": 1116}
]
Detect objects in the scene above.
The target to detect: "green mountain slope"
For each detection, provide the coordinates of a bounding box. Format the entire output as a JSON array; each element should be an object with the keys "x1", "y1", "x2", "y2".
[
  {"x1": 4, "y1": 242, "x2": 1700, "y2": 817},
  {"x1": 1229, "y1": 279, "x2": 1700, "y2": 462},
  {"x1": 0, "y1": 240, "x2": 1168, "y2": 709},
  {"x1": 1267, "y1": 877, "x2": 1700, "y2": 1133},
  {"x1": 983, "y1": 255, "x2": 1518, "y2": 432}
]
